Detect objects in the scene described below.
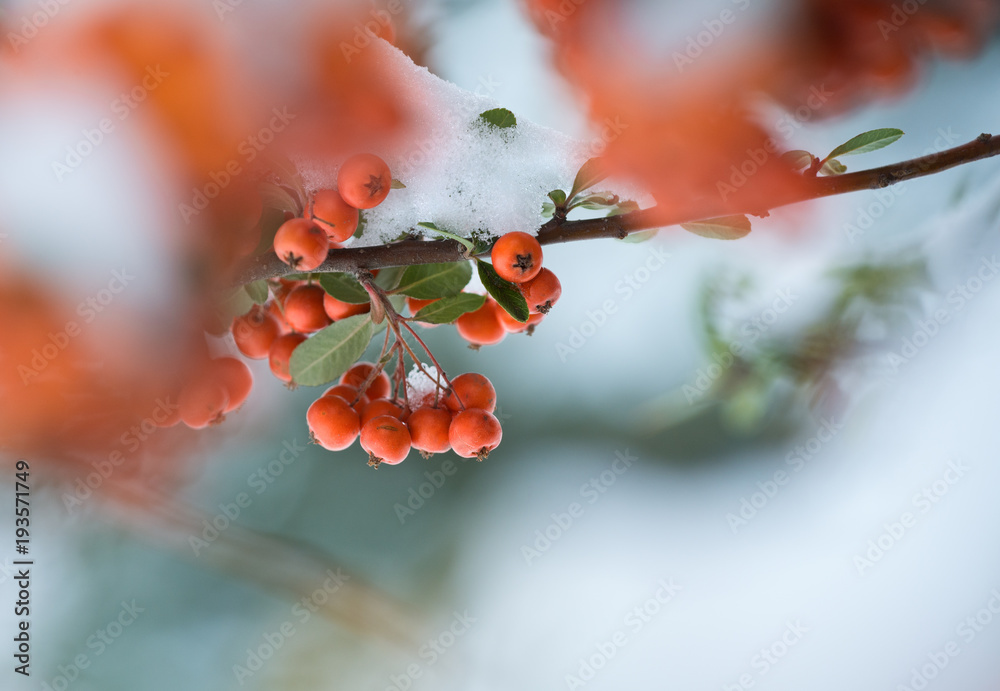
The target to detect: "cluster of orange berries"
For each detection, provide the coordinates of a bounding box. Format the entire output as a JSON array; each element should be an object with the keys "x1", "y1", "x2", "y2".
[
  {"x1": 166, "y1": 356, "x2": 253, "y2": 430},
  {"x1": 273, "y1": 153, "x2": 392, "y2": 272},
  {"x1": 307, "y1": 365, "x2": 502, "y2": 466}
]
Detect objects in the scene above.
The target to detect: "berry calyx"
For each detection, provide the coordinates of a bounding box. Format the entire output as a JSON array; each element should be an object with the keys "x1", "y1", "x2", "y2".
[
  {"x1": 519, "y1": 268, "x2": 561, "y2": 314},
  {"x1": 360, "y1": 415, "x2": 411, "y2": 467},
  {"x1": 407, "y1": 406, "x2": 453, "y2": 457},
  {"x1": 444, "y1": 372, "x2": 496, "y2": 413},
  {"x1": 455, "y1": 299, "x2": 506, "y2": 347},
  {"x1": 337, "y1": 154, "x2": 392, "y2": 209},
  {"x1": 273, "y1": 218, "x2": 329, "y2": 271},
  {"x1": 449, "y1": 408, "x2": 502, "y2": 461},
  {"x1": 491, "y1": 231, "x2": 543, "y2": 283},
  {"x1": 268, "y1": 332, "x2": 307, "y2": 384},
  {"x1": 284, "y1": 284, "x2": 332, "y2": 334},
  {"x1": 310, "y1": 189, "x2": 360, "y2": 243},
  {"x1": 307, "y1": 395, "x2": 361, "y2": 451}
]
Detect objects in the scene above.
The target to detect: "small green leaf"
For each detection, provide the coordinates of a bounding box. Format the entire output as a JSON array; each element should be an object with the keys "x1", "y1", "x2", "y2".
[
  {"x1": 289, "y1": 315, "x2": 374, "y2": 386},
  {"x1": 541, "y1": 202, "x2": 556, "y2": 219},
  {"x1": 220, "y1": 287, "x2": 254, "y2": 321},
  {"x1": 819, "y1": 159, "x2": 848, "y2": 176},
  {"x1": 353, "y1": 211, "x2": 366, "y2": 239},
  {"x1": 373, "y1": 266, "x2": 406, "y2": 292},
  {"x1": 254, "y1": 207, "x2": 287, "y2": 255},
  {"x1": 781, "y1": 150, "x2": 814, "y2": 171},
  {"x1": 609, "y1": 200, "x2": 640, "y2": 217},
  {"x1": 573, "y1": 191, "x2": 620, "y2": 210},
  {"x1": 244, "y1": 280, "x2": 270, "y2": 304},
  {"x1": 477, "y1": 260, "x2": 529, "y2": 323},
  {"x1": 621, "y1": 230, "x2": 658, "y2": 244},
  {"x1": 396, "y1": 261, "x2": 472, "y2": 299},
  {"x1": 319, "y1": 273, "x2": 370, "y2": 304},
  {"x1": 680, "y1": 215, "x2": 752, "y2": 241},
  {"x1": 258, "y1": 182, "x2": 301, "y2": 215},
  {"x1": 826, "y1": 128, "x2": 904, "y2": 160},
  {"x1": 417, "y1": 222, "x2": 475, "y2": 253},
  {"x1": 412, "y1": 293, "x2": 486, "y2": 324},
  {"x1": 478, "y1": 108, "x2": 517, "y2": 130},
  {"x1": 569, "y1": 157, "x2": 607, "y2": 199},
  {"x1": 391, "y1": 179, "x2": 406, "y2": 189},
  {"x1": 548, "y1": 189, "x2": 567, "y2": 206}
]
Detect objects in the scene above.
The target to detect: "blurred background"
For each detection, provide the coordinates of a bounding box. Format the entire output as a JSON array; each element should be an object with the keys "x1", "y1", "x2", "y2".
[{"x1": 2, "y1": 0, "x2": 1000, "y2": 689}]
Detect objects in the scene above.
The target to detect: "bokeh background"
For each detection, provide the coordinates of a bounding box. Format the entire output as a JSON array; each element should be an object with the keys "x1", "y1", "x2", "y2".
[{"x1": 3, "y1": 0, "x2": 1000, "y2": 689}]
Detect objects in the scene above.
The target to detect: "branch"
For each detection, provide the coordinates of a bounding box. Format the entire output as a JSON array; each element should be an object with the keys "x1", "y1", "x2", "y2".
[{"x1": 234, "y1": 133, "x2": 1000, "y2": 285}]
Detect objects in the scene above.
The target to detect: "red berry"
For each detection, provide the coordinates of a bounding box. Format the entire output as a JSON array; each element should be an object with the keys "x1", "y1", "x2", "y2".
[
  {"x1": 491, "y1": 231, "x2": 543, "y2": 283},
  {"x1": 179, "y1": 378, "x2": 230, "y2": 429},
  {"x1": 273, "y1": 218, "x2": 329, "y2": 271},
  {"x1": 408, "y1": 406, "x2": 453, "y2": 456},
  {"x1": 449, "y1": 409, "x2": 502, "y2": 460},
  {"x1": 323, "y1": 384, "x2": 369, "y2": 411},
  {"x1": 284, "y1": 284, "x2": 332, "y2": 334},
  {"x1": 360, "y1": 398, "x2": 405, "y2": 427},
  {"x1": 455, "y1": 299, "x2": 505, "y2": 347},
  {"x1": 341, "y1": 362, "x2": 391, "y2": 399},
  {"x1": 497, "y1": 309, "x2": 544, "y2": 334},
  {"x1": 444, "y1": 373, "x2": 496, "y2": 413},
  {"x1": 337, "y1": 154, "x2": 392, "y2": 210},
  {"x1": 269, "y1": 333, "x2": 307, "y2": 384},
  {"x1": 360, "y1": 415, "x2": 411, "y2": 467},
  {"x1": 307, "y1": 395, "x2": 360, "y2": 451},
  {"x1": 311, "y1": 189, "x2": 360, "y2": 243},
  {"x1": 232, "y1": 306, "x2": 281, "y2": 359},
  {"x1": 519, "y1": 268, "x2": 561, "y2": 314},
  {"x1": 323, "y1": 293, "x2": 371, "y2": 321},
  {"x1": 214, "y1": 357, "x2": 253, "y2": 413}
]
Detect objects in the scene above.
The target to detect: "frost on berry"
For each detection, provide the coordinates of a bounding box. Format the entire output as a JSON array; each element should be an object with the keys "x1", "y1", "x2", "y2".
[{"x1": 406, "y1": 363, "x2": 444, "y2": 407}]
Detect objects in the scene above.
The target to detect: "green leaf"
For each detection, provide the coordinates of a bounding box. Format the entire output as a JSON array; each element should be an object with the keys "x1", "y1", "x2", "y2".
[
  {"x1": 609, "y1": 200, "x2": 640, "y2": 217},
  {"x1": 319, "y1": 272, "x2": 370, "y2": 304},
  {"x1": 548, "y1": 189, "x2": 567, "y2": 206},
  {"x1": 478, "y1": 108, "x2": 517, "y2": 130},
  {"x1": 257, "y1": 182, "x2": 301, "y2": 215},
  {"x1": 417, "y1": 222, "x2": 475, "y2": 253},
  {"x1": 680, "y1": 215, "x2": 752, "y2": 241},
  {"x1": 781, "y1": 150, "x2": 814, "y2": 171},
  {"x1": 819, "y1": 159, "x2": 848, "y2": 176},
  {"x1": 396, "y1": 261, "x2": 472, "y2": 299},
  {"x1": 477, "y1": 260, "x2": 529, "y2": 323},
  {"x1": 254, "y1": 207, "x2": 287, "y2": 255},
  {"x1": 353, "y1": 210, "x2": 366, "y2": 239},
  {"x1": 541, "y1": 202, "x2": 556, "y2": 219},
  {"x1": 573, "y1": 191, "x2": 619, "y2": 210},
  {"x1": 373, "y1": 266, "x2": 406, "y2": 292},
  {"x1": 621, "y1": 230, "x2": 658, "y2": 244},
  {"x1": 220, "y1": 287, "x2": 254, "y2": 321},
  {"x1": 826, "y1": 128, "x2": 904, "y2": 160},
  {"x1": 412, "y1": 293, "x2": 486, "y2": 324},
  {"x1": 244, "y1": 280, "x2": 270, "y2": 304},
  {"x1": 391, "y1": 179, "x2": 406, "y2": 189},
  {"x1": 289, "y1": 315, "x2": 374, "y2": 387},
  {"x1": 569, "y1": 157, "x2": 607, "y2": 199}
]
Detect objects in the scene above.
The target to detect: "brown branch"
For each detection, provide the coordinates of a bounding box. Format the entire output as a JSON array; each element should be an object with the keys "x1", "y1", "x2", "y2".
[{"x1": 234, "y1": 133, "x2": 1000, "y2": 285}]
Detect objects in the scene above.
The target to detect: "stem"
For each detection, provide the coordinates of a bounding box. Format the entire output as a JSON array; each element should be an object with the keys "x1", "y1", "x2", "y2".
[{"x1": 234, "y1": 133, "x2": 1000, "y2": 284}]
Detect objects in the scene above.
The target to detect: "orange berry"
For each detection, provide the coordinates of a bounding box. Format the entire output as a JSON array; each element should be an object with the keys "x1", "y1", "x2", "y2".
[
  {"x1": 323, "y1": 293, "x2": 371, "y2": 321},
  {"x1": 269, "y1": 333, "x2": 307, "y2": 384},
  {"x1": 324, "y1": 384, "x2": 369, "y2": 412},
  {"x1": 232, "y1": 306, "x2": 281, "y2": 359},
  {"x1": 307, "y1": 395, "x2": 360, "y2": 451},
  {"x1": 444, "y1": 373, "x2": 496, "y2": 413},
  {"x1": 273, "y1": 218, "x2": 329, "y2": 271},
  {"x1": 491, "y1": 231, "x2": 543, "y2": 283},
  {"x1": 519, "y1": 268, "x2": 561, "y2": 314},
  {"x1": 214, "y1": 357, "x2": 253, "y2": 413},
  {"x1": 455, "y1": 299, "x2": 505, "y2": 347},
  {"x1": 341, "y1": 362, "x2": 391, "y2": 399},
  {"x1": 497, "y1": 308, "x2": 543, "y2": 334},
  {"x1": 408, "y1": 406, "x2": 453, "y2": 456},
  {"x1": 179, "y1": 378, "x2": 229, "y2": 429},
  {"x1": 360, "y1": 415, "x2": 411, "y2": 466},
  {"x1": 311, "y1": 189, "x2": 360, "y2": 243},
  {"x1": 284, "y1": 284, "x2": 332, "y2": 334},
  {"x1": 337, "y1": 153, "x2": 392, "y2": 209},
  {"x1": 360, "y1": 398, "x2": 405, "y2": 427},
  {"x1": 449, "y1": 409, "x2": 502, "y2": 460}
]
